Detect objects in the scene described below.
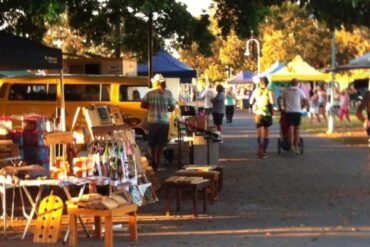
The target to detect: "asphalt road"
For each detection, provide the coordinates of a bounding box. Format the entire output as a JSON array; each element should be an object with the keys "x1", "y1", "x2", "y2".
[{"x1": 2, "y1": 110, "x2": 369, "y2": 247}]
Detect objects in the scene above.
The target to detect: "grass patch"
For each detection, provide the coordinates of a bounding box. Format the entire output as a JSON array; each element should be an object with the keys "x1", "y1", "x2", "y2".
[
  {"x1": 299, "y1": 114, "x2": 368, "y2": 146},
  {"x1": 300, "y1": 115, "x2": 363, "y2": 134}
]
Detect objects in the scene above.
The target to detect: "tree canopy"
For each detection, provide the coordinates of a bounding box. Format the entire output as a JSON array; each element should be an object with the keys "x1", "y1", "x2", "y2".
[
  {"x1": 213, "y1": 0, "x2": 370, "y2": 39},
  {"x1": 179, "y1": 2, "x2": 370, "y2": 84},
  {"x1": 0, "y1": 0, "x2": 214, "y2": 59}
]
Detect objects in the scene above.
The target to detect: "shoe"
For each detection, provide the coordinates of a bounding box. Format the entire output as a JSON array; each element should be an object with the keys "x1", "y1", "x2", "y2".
[
  {"x1": 289, "y1": 146, "x2": 295, "y2": 155},
  {"x1": 294, "y1": 146, "x2": 300, "y2": 154},
  {"x1": 258, "y1": 145, "x2": 264, "y2": 159},
  {"x1": 263, "y1": 152, "x2": 268, "y2": 159}
]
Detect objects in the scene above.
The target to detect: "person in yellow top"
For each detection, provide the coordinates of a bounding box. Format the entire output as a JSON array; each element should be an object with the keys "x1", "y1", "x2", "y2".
[{"x1": 249, "y1": 77, "x2": 274, "y2": 159}]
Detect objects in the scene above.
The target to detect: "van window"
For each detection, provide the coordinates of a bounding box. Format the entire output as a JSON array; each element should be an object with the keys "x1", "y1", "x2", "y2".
[
  {"x1": 0, "y1": 83, "x2": 9, "y2": 98},
  {"x1": 8, "y1": 83, "x2": 56, "y2": 101},
  {"x1": 119, "y1": 86, "x2": 149, "y2": 101},
  {"x1": 65, "y1": 84, "x2": 110, "y2": 101}
]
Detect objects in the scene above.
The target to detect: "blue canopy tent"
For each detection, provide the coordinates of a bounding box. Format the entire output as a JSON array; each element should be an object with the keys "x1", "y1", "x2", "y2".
[
  {"x1": 138, "y1": 51, "x2": 197, "y2": 83},
  {"x1": 349, "y1": 51, "x2": 370, "y2": 68},
  {"x1": 254, "y1": 61, "x2": 285, "y2": 81},
  {"x1": 329, "y1": 51, "x2": 370, "y2": 71},
  {"x1": 227, "y1": 71, "x2": 255, "y2": 84}
]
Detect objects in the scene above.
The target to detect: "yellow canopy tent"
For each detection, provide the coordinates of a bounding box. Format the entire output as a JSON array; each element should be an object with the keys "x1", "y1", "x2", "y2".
[{"x1": 270, "y1": 55, "x2": 330, "y2": 82}]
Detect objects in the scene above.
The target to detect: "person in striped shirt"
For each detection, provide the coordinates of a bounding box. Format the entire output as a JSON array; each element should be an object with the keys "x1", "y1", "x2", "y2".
[{"x1": 141, "y1": 74, "x2": 176, "y2": 170}]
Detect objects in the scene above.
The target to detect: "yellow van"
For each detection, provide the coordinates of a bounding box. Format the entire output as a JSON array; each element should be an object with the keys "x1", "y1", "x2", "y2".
[{"x1": 0, "y1": 74, "x2": 151, "y2": 136}]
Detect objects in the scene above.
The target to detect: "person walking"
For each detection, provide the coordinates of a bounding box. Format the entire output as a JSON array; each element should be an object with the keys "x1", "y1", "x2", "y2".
[
  {"x1": 211, "y1": 84, "x2": 225, "y2": 134},
  {"x1": 280, "y1": 78, "x2": 308, "y2": 154},
  {"x1": 225, "y1": 86, "x2": 237, "y2": 124},
  {"x1": 141, "y1": 74, "x2": 176, "y2": 170},
  {"x1": 309, "y1": 89, "x2": 320, "y2": 124},
  {"x1": 317, "y1": 85, "x2": 327, "y2": 124},
  {"x1": 199, "y1": 82, "x2": 216, "y2": 116},
  {"x1": 243, "y1": 89, "x2": 252, "y2": 112},
  {"x1": 356, "y1": 90, "x2": 370, "y2": 136},
  {"x1": 249, "y1": 77, "x2": 274, "y2": 159},
  {"x1": 338, "y1": 89, "x2": 351, "y2": 126}
]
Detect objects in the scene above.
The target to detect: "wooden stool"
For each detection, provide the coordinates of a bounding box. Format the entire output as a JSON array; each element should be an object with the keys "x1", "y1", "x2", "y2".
[
  {"x1": 67, "y1": 202, "x2": 138, "y2": 247},
  {"x1": 175, "y1": 170, "x2": 219, "y2": 203},
  {"x1": 183, "y1": 165, "x2": 223, "y2": 191},
  {"x1": 162, "y1": 176, "x2": 210, "y2": 217}
]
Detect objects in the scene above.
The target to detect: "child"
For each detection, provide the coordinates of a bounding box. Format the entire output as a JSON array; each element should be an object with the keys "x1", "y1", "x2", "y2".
[{"x1": 339, "y1": 90, "x2": 351, "y2": 126}]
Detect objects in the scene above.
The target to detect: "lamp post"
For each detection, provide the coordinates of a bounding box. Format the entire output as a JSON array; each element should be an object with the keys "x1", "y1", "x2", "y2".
[{"x1": 244, "y1": 36, "x2": 261, "y2": 77}]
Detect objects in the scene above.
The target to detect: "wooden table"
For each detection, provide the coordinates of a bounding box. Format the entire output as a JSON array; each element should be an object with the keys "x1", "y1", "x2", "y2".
[
  {"x1": 162, "y1": 176, "x2": 210, "y2": 217},
  {"x1": 67, "y1": 202, "x2": 138, "y2": 247},
  {"x1": 175, "y1": 169, "x2": 219, "y2": 203}
]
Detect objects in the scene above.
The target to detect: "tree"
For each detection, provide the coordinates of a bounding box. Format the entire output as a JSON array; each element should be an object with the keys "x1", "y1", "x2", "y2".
[
  {"x1": 0, "y1": 0, "x2": 65, "y2": 41},
  {"x1": 0, "y1": 0, "x2": 214, "y2": 59},
  {"x1": 43, "y1": 14, "x2": 111, "y2": 57},
  {"x1": 178, "y1": 17, "x2": 256, "y2": 83},
  {"x1": 212, "y1": 0, "x2": 370, "y2": 39},
  {"x1": 259, "y1": 2, "x2": 332, "y2": 69}
]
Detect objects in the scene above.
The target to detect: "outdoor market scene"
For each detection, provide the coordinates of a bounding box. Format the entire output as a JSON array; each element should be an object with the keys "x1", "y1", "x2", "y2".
[{"x1": 0, "y1": 1, "x2": 369, "y2": 246}]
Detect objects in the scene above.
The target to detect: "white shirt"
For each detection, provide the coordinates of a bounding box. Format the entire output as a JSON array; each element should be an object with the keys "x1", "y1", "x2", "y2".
[
  {"x1": 282, "y1": 86, "x2": 306, "y2": 113},
  {"x1": 201, "y1": 88, "x2": 216, "y2": 109}
]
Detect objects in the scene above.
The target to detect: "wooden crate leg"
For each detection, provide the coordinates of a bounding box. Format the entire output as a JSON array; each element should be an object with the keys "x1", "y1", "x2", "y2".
[
  {"x1": 94, "y1": 216, "x2": 101, "y2": 239},
  {"x1": 104, "y1": 216, "x2": 113, "y2": 247},
  {"x1": 69, "y1": 214, "x2": 77, "y2": 247},
  {"x1": 203, "y1": 187, "x2": 207, "y2": 213},
  {"x1": 128, "y1": 211, "x2": 138, "y2": 241},
  {"x1": 192, "y1": 187, "x2": 198, "y2": 217},
  {"x1": 164, "y1": 187, "x2": 171, "y2": 216},
  {"x1": 176, "y1": 189, "x2": 181, "y2": 212}
]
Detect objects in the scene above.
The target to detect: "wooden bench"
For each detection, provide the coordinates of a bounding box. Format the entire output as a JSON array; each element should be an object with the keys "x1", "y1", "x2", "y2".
[
  {"x1": 162, "y1": 176, "x2": 210, "y2": 217},
  {"x1": 67, "y1": 202, "x2": 138, "y2": 247},
  {"x1": 175, "y1": 169, "x2": 220, "y2": 203}
]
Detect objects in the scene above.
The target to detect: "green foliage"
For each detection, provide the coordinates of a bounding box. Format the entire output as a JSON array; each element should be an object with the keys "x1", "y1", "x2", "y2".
[
  {"x1": 213, "y1": 0, "x2": 370, "y2": 38},
  {"x1": 298, "y1": 0, "x2": 370, "y2": 30},
  {"x1": 66, "y1": 0, "x2": 214, "y2": 59},
  {"x1": 260, "y1": 2, "x2": 333, "y2": 68},
  {"x1": 0, "y1": 0, "x2": 65, "y2": 41},
  {"x1": 180, "y1": 2, "x2": 370, "y2": 84},
  {"x1": 0, "y1": 0, "x2": 214, "y2": 59}
]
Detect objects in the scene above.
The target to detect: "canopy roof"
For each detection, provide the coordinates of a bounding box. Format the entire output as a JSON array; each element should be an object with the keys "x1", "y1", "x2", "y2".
[
  {"x1": 269, "y1": 55, "x2": 329, "y2": 81},
  {"x1": 227, "y1": 71, "x2": 254, "y2": 84},
  {"x1": 0, "y1": 31, "x2": 63, "y2": 70},
  {"x1": 138, "y1": 51, "x2": 197, "y2": 82},
  {"x1": 350, "y1": 51, "x2": 370, "y2": 67}
]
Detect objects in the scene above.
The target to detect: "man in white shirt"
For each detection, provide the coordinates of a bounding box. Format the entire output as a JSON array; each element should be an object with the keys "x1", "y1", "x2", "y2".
[
  {"x1": 199, "y1": 83, "x2": 216, "y2": 115},
  {"x1": 280, "y1": 79, "x2": 308, "y2": 154}
]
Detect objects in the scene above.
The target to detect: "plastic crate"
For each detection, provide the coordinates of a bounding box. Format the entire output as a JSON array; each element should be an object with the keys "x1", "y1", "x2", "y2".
[
  {"x1": 8, "y1": 130, "x2": 24, "y2": 146},
  {"x1": 23, "y1": 115, "x2": 49, "y2": 132},
  {"x1": 22, "y1": 145, "x2": 49, "y2": 162},
  {"x1": 23, "y1": 130, "x2": 46, "y2": 146}
]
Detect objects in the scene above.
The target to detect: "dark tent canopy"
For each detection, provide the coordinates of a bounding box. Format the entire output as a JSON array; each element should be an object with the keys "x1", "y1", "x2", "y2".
[
  {"x1": 138, "y1": 51, "x2": 197, "y2": 83},
  {"x1": 0, "y1": 31, "x2": 62, "y2": 70}
]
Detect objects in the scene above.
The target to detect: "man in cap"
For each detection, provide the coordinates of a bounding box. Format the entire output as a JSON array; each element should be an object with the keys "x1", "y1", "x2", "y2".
[{"x1": 141, "y1": 74, "x2": 176, "y2": 170}]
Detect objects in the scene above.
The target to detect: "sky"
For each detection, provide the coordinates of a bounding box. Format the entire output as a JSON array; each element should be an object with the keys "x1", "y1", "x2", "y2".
[{"x1": 178, "y1": 0, "x2": 212, "y2": 16}]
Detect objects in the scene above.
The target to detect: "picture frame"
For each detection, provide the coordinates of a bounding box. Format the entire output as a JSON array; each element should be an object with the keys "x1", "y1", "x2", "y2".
[{"x1": 129, "y1": 184, "x2": 143, "y2": 206}]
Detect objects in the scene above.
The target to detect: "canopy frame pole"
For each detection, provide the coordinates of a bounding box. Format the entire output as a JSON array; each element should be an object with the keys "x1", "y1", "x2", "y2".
[
  {"x1": 328, "y1": 31, "x2": 336, "y2": 134},
  {"x1": 59, "y1": 69, "x2": 66, "y2": 132}
]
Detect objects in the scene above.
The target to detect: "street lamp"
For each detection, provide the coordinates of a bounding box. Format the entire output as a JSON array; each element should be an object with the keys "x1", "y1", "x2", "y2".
[{"x1": 244, "y1": 36, "x2": 261, "y2": 77}]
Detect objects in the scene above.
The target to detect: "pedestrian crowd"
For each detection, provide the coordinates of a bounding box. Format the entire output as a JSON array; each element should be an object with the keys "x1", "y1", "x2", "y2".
[{"x1": 141, "y1": 74, "x2": 370, "y2": 166}]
